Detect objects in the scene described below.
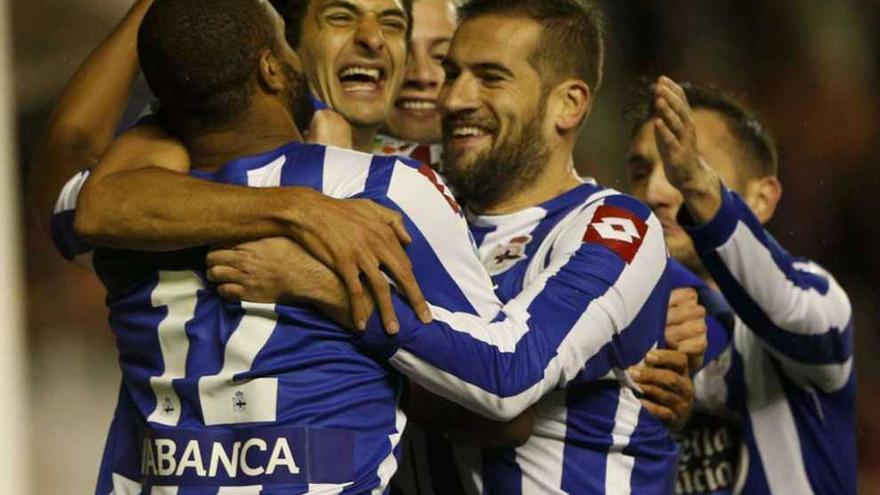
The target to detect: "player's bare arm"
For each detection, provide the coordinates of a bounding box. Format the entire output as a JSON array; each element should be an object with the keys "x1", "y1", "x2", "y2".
[
  {"x1": 206, "y1": 236, "x2": 371, "y2": 332},
  {"x1": 653, "y1": 75, "x2": 724, "y2": 223},
  {"x1": 29, "y1": 0, "x2": 154, "y2": 236},
  {"x1": 629, "y1": 349, "x2": 695, "y2": 432},
  {"x1": 76, "y1": 126, "x2": 431, "y2": 332}
]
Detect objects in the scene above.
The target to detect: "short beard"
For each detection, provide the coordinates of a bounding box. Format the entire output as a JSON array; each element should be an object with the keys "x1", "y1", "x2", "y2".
[
  {"x1": 444, "y1": 115, "x2": 550, "y2": 212},
  {"x1": 282, "y1": 62, "x2": 314, "y2": 132}
]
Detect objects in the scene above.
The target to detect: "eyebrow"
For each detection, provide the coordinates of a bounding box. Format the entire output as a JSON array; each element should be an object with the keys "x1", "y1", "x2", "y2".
[
  {"x1": 472, "y1": 62, "x2": 515, "y2": 78},
  {"x1": 321, "y1": 0, "x2": 407, "y2": 20}
]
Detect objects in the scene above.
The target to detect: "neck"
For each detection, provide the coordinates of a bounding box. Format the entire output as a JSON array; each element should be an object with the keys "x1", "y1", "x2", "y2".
[
  {"x1": 474, "y1": 144, "x2": 582, "y2": 215},
  {"x1": 185, "y1": 102, "x2": 302, "y2": 171},
  {"x1": 352, "y1": 124, "x2": 379, "y2": 153}
]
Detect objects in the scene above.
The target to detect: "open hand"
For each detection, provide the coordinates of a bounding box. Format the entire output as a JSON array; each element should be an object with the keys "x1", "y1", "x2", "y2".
[
  {"x1": 287, "y1": 191, "x2": 432, "y2": 333},
  {"x1": 653, "y1": 76, "x2": 722, "y2": 222}
]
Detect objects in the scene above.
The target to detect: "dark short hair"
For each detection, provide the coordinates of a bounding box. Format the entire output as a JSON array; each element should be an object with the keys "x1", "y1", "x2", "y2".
[
  {"x1": 624, "y1": 81, "x2": 779, "y2": 179},
  {"x1": 138, "y1": 0, "x2": 279, "y2": 134},
  {"x1": 457, "y1": 0, "x2": 606, "y2": 94},
  {"x1": 271, "y1": 0, "x2": 414, "y2": 48}
]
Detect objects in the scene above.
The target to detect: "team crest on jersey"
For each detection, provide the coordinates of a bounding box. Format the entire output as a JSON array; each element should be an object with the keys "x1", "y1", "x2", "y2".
[
  {"x1": 161, "y1": 396, "x2": 175, "y2": 416},
  {"x1": 583, "y1": 205, "x2": 648, "y2": 264},
  {"x1": 485, "y1": 235, "x2": 532, "y2": 275},
  {"x1": 233, "y1": 391, "x2": 248, "y2": 414}
]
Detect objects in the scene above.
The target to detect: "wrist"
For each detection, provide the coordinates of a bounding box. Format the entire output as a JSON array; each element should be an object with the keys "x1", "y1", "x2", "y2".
[{"x1": 679, "y1": 159, "x2": 722, "y2": 224}]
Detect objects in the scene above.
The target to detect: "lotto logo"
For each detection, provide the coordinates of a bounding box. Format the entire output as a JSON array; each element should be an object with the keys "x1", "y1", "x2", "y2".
[{"x1": 583, "y1": 204, "x2": 648, "y2": 263}]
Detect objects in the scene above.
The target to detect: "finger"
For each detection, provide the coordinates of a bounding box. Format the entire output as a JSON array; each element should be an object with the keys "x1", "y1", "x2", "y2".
[
  {"x1": 660, "y1": 76, "x2": 688, "y2": 102},
  {"x1": 666, "y1": 320, "x2": 707, "y2": 346},
  {"x1": 654, "y1": 118, "x2": 679, "y2": 149},
  {"x1": 645, "y1": 350, "x2": 690, "y2": 376},
  {"x1": 668, "y1": 287, "x2": 698, "y2": 307},
  {"x1": 640, "y1": 399, "x2": 678, "y2": 425},
  {"x1": 667, "y1": 303, "x2": 707, "y2": 327},
  {"x1": 638, "y1": 383, "x2": 685, "y2": 410},
  {"x1": 631, "y1": 365, "x2": 690, "y2": 396},
  {"x1": 217, "y1": 283, "x2": 244, "y2": 302},
  {"x1": 340, "y1": 266, "x2": 368, "y2": 331},
  {"x1": 656, "y1": 95, "x2": 686, "y2": 136},
  {"x1": 384, "y1": 209, "x2": 412, "y2": 245},
  {"x1": 362, "y1": 261, "x2": 399, "y2": 335},
  {"x1": 206, "y1": 249, "x2": 246, "y2": 270},
  {"x1": 379, "y1": 245, "x2": 431, "y2": 324},
  {"x1": 657, "y1": 86, "x2": 693, "y2": 135},
  {"x1": 207, "y1": 265, "x2": 247, "y2": 284}
]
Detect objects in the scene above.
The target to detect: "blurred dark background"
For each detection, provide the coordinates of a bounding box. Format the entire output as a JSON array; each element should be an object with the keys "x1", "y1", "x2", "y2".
[{"x1": 16, "y1": 0, "x2": 880, "y2": 492}]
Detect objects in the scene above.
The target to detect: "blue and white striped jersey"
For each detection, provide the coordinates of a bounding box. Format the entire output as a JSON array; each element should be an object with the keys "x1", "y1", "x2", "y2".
[
  {"x1": 447, "y1": 180, "x2": 678, "y2": 495},
  {"x1": 50, "y1": 144, "x2": 672, "y2": 495},
  {"x1": 678, "y1": 186, "x2": 856, "y2": 495}
]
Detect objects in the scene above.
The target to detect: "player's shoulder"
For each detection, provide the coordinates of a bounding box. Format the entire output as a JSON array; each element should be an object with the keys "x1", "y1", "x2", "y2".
[{"x1": 579, "y1": 186, "x2": 655, "y2": 222}]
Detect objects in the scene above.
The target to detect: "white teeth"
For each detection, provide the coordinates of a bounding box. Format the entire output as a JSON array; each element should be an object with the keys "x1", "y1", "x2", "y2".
[
  {"x1": 339, "y1": 66, "x2": 381, "y2": 81},
  {"x1": 452, "y1": 126, "x2": 486, "y2": 137},
  {"x1": 402, "y1": 101, "x2": 437, "y2": 111}
]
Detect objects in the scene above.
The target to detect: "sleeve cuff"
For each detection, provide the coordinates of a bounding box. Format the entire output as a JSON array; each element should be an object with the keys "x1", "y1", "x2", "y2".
[
  {"x1": 680, "y1": 184, "x2": 741, "y2": 251},
  {"x1": 355, "y1": 292, "x2": 419, "y2": 361}
]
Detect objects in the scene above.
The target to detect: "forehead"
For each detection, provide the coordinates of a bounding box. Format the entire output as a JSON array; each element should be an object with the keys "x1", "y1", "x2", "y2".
[
  {"x1": 310, "y1": 0, "x2": 406, "y2": 14},
  {"x1": 449, "y1": 15, "x2": 542, "y2": 68},
  {"x1": 412, "y1": 0, "x2": 456, "y2": 36}
]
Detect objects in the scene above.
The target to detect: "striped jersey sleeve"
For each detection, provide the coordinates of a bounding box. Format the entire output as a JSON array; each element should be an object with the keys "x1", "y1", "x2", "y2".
[
  {"x1": 683, "y1": 185, "x2": 853, "y2": 392},
  {"x1": 357, "y1": 167, "x2": 669, "y2": 421},
  {"x1": 50, "y1": 169, "x2": 94, "y2": 264}
]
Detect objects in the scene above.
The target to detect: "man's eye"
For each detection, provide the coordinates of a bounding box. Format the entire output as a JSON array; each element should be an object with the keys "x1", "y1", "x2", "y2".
[
  {"x1": 382, "y1": 20, "x2": 407, "y2": 32},
  {"x1": 327, "y1": 13, "x2": 353, "y2": 24},
  {"x1": 482, "y1": 74, "x2": 504, "y2": 84}
]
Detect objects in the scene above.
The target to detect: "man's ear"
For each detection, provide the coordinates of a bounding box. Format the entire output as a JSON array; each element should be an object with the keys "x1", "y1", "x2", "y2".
[
  {"x1": 552, "y1": 80, "x2": 592, "y2": 134},
  {"x1": 745, "y1": 176, "x2": 782, "y2": 224},
  {"x1": 257, "y1": 48, "x2": 285, "y2": 93}
]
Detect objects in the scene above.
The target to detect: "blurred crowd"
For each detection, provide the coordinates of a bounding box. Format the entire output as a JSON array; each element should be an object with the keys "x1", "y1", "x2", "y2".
[{"x1": 16, "y1": 0, "x2": 880, "y2": 492}]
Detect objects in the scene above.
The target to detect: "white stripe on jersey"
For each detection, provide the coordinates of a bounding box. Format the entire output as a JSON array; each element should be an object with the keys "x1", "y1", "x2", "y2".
[
  {"x1": 198, "y1": 303, "x2": 279, "y2": 425},
  {"x1": 716, "y1": 221, "x2": 851, "y2": 335},
  {"x1": 148, "y1": 271, "x2": 203, "y2": 426},
  {"x1": 246, "y1": 155, "x2": 286, "y2": 187},
  {"x1": 372, "y1": 405, "x2": 408, "y2": 494},
  {"x1": 151, "y1": 486, "x2": 179, "y2": 494},
  {"x1": 323, "y1": 146, "x2": 372, "y2": 197},
  {"x1": 604, "y1": 387, "x2": 642, "y2": 495},
  {"x1": 387, "y1": 162, "x2": 500, "y2": 318},
  {"x1": 110, "y1": 473, "x2": 141, "y2": 495},
  {"x1": 546, "y1": 201, "x2": 666, "y2": 384},
  {"x1": 216, "y1": 486, "x2": 261, "y2": 494},
  {"x1": 736, "y1": 320, "x2": 814, "y2": 495},
  {"x1": 517, "y1": 390, "x2": 568, "y2": 495},
  {"x1": 774, "y1": 348, "x2": 853, "y2": 394},
  {"x1": 308, "y1": 482, "x2": 352, "y2": 494},
  {"x1": 53, "y1": 169, "x2": 90, "y2": 214}
]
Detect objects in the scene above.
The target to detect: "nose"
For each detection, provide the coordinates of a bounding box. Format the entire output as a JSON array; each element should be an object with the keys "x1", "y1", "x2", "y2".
[
  {"x1": 354, "y1": 16, "x2": 385, "y2": 54},
  {"x1": 403, "y1": 50, "x2": 441, "y2": 90},
  {"x1": 439, "y1": 72, "x2": 479, "y2": 115},
  {"x1": 644, "y1": 165, "x2": 684, "y2": 212}
]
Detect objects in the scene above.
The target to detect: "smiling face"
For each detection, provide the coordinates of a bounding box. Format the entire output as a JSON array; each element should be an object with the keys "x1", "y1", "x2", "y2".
[
  {"x1": 438, "y1": 14, "x2": 553, "y2": 208},
  {"x1": 384, "y1": 0, "x2": 457, "y2": 144},
  {"x1": 626, "y1": 109, "x2": 749, "y2": 275},
  {"x1": 297, "y1": 0, "x2": 409, "y2": 129}
]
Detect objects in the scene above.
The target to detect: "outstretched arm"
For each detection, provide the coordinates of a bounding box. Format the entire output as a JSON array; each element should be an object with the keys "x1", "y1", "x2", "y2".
[
  {"x1": 653, "y1": 76, "x2": 853, "y2": 393},
  {"x1": 30, "y1": 0, "x2": 154, "y2": 237}
]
